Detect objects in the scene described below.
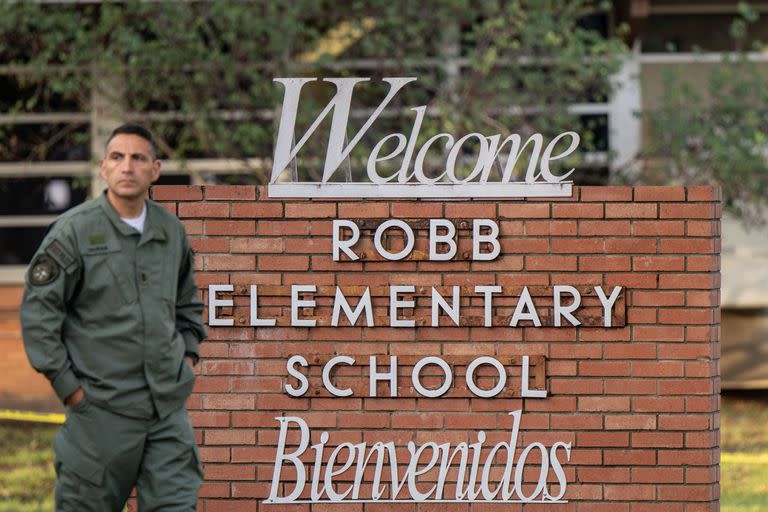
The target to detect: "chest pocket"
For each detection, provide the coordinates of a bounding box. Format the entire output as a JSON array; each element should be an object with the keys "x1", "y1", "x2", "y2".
[{"x1": 81, "y1": 240, "x2": 138, "y2": 305}]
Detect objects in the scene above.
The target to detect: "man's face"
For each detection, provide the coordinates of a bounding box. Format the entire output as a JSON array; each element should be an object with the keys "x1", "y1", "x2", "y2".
[{"x1": 100, "y1": 134, "x2": 160, "y2": 200}]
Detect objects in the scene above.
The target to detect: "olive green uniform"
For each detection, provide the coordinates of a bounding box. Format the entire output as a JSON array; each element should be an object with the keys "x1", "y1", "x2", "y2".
[{"x1": 20, "y1": 192, "x2": 206, "y2": 511}]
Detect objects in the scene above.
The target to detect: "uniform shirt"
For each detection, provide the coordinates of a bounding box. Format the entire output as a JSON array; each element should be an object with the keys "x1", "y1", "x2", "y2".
[{"x1": 20, "y1": 192, "x2": 207, "y2": 419}]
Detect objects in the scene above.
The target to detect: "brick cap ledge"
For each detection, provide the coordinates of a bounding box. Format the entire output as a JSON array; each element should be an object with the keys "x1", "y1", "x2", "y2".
[{"x1": 151, "y1": 185, "x2": 722, "y2": 203}]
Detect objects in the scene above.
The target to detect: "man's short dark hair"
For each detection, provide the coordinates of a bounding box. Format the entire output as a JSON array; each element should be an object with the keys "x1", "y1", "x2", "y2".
[{"x1": 106, "y1": 124, "x2": 158, "y2": 159}]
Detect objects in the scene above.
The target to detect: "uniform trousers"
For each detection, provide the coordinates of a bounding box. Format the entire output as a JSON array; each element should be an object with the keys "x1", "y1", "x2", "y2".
[{"x1": 54, "y1": 396, "x2": 203, "y2": 511}]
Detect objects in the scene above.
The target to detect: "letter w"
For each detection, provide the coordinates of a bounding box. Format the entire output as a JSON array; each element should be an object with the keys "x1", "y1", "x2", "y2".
[{"x1": 271, "y1": 77, "x2": 416, "y2": 183}]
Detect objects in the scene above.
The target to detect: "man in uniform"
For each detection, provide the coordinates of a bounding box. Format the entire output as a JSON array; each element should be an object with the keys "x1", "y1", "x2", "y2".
[{"x1": 20, "y1": 124, "x2": 207, "y2": 511}]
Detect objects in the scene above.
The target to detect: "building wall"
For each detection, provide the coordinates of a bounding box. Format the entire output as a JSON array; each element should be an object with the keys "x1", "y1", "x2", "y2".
[{"x1": 144, "y1": 184, "x2": 721, "y2": 511}]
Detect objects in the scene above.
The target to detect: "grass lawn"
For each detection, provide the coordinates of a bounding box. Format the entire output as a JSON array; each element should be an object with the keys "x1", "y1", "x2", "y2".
[
  {"x1": 0, "y1": 393, "x2": 766, "y2": 510},
  {"x1": 721, "y1": 393, "x2": 768, "y2": 512},
  {"x1": 0, "y1": 423, "x2": 55, "y2": 512}
]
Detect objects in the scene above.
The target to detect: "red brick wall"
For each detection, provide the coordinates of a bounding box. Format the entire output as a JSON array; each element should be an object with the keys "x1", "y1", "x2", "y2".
[
  {"x1": 152, "y1": 184, "x2": 721, "y2": 511},
  {"x1": 0, "y1": 285, "x2": 62, "y2": 411}
]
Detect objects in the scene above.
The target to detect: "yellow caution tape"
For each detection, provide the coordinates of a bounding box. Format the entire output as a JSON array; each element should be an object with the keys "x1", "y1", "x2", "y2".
[
  {"x1": 721, "y1": 452, "x2": 768, "y2": 464},
  {"x1": 0, "y1": 409, "x2": 65, "y2": 424}
]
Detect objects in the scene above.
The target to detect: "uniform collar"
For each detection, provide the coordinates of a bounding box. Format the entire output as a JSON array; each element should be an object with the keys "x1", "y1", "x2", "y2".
[
  {"x1": 97, "y1": 191, "x2": 168, "y2": 246},
  {"x1": 98, "y1": 191, "x2": 138, "y2": 237},
  {"x1": 140, "y1": 206, "x2": 168, "y2": 247}
]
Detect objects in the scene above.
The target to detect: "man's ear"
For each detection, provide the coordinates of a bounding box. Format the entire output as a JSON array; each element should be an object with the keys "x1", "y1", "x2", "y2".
[
  {"x1": 151, "y1": 159, "x2": 161, "y2": 182},
  {"x1": 99, "y1": 159, "x2": 108, "y2": 181}
]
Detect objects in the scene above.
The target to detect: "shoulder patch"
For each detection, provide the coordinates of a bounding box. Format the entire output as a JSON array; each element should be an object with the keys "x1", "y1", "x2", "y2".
[
  {"x1": 29, "y1": 254, "x2": 60, "y2": 286},
  {"x1": 45, "y1": 240, "x2": 75, "y2": 269}
]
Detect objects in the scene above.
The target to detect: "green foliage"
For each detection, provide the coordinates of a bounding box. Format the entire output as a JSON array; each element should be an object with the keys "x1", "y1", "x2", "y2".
[
  {"x1": 635, "y1": 4, "x2": 768, "y2": 221},
  {"x1": 439, "y1": 0, "x2": 626, "y2": 148},
  {"x1": 0, "y1": 0, "x2": 625, "y2": 179}
]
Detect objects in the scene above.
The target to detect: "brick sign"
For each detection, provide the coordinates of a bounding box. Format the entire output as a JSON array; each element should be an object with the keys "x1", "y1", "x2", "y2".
[{"x1": 153, "y1": 184, "x2": 720, "y2": 511}]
